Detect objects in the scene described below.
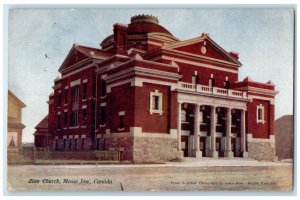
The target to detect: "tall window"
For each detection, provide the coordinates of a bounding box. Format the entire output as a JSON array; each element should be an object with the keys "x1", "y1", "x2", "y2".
[
  {"x1": 153, "y1": 96, "x2": 159, "y2": 110},
  {"x1": 101, "y1": 79, "x2": 106, "y2": 97},
  {"x1": 256, "y1": 104, "x2": 265, "y2": 124},
  {"x1": 224, "y1": 81, "x2": 230, "y2": 89},
  {"x1": 192, "y1": 75, "x2": 199, "y2": 85},
  {"x1": 64, "y1": 111, "x2": 68, "y2": 127},
  {"x1": 70, "y1": 110, "x2": 79, "y2": 127},
  {"x1": 57, "y1": 114, "x2": 61, "y2": 129},
  {"x1": 100, "y1": 106, "x2": 106, "y2": 126},
  {"x1": 71, "y1": 85, "x2": 80, "y2": 103},
  {"x1": 209, "y1": 78, "x2": 215, "y2": 87},
  {"x1": 119, "y1": 111, "x2": 125, "y2": 130},
  {"x1": 82, "y1": 108, "x2": 87, "y2": 127},
  {"x1": 58, "y1": 92, "x2": 61, "y2": 106},
  {"x1": 64, "y1": 88, "x2": 68, "y2": 104},
  {"x1": 81, "y1": 138, "x2": 85, "y2": 150},
  {"x1": 149, "y1": 90, "x2": 163, "y2": 115},
  {"x1": 82, "y1": 82, "x2": 87, "y2": 100},
  {"x1": 70, "y1": 85, "x2": 79, "y2": 127}
]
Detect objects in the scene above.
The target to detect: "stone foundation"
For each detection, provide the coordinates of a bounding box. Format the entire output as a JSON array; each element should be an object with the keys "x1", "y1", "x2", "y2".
[
  {"x1": 133, "y1": 135, "x2": 180, "y2": 163},
  {"x1": 247, "y1": 134, "x2": 277, "y2": 161},
  {"x1": 103, "y1": 132, "x2": 134, "y2": 161}
]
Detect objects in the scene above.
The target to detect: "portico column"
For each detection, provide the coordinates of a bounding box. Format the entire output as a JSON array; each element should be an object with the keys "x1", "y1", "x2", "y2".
[
  {"x1": 224, "y1": 108, "x2": 233, "y2": 158},
  {"x1": 193, "y1": 104, "x2": 202, "y2": 157},
  {"x1": 210, "y1": 105, "x2": 218, "y2": 157},
  {"x1": 240, "y1": 109, "x2": 248, "y2": 158},
  {"x1": 177, "y1": 103, "x2": 182, "y2": 151}
]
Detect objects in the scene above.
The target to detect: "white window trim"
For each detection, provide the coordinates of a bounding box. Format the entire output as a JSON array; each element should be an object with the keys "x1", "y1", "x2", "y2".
[
  {"x1": 256, "y1": 104, "x2": 265, "y2": 124},
  {"x1": 149, "y1": 90, "x2": 163, "y2": 115},
  {"x1": 119, "y1": 111, "x2": 125, "y2": 116},
  {"x1": 70, "y1": 79, "x2": 81, "y2": 87}
]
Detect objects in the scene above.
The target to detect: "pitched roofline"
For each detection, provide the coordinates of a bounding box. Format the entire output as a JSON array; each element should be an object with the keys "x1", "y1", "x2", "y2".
[
  {"x1": 8, "y1": 90, "x2": 26, "y2": 108},
  {"x1": 163, "y1": 34, "x2": 242, "y2": 66}
]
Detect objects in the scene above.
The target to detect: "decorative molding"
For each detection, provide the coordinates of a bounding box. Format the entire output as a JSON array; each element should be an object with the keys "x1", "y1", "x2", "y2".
[
  {"x1": 248, "y1": 95, "x2": 275, "y2": 105},
  {"x1": 149, "y1": 90, "x2": 163, "y2": 115},
  {"x1": 161, "y1": 55, "x2": 238, "y2": 74},
  {"x1": 70, "y1": 79, "x2": 81, "y2": 87}
]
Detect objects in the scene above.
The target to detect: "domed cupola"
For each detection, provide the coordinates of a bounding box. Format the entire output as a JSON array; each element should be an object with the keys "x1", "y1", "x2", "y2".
[{"x1": 128, "y1": 14, "x2": 173, "y2": 36}]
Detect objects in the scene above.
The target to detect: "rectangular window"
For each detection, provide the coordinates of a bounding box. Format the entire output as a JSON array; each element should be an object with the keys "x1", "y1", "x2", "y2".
[
  {"x1": 70, "y1": 110, "x2": 79, "y2": 127},
  {"x1": 64, "y1": 112, "x2": 68, "y2": 127},
  {"x1": 209, "y1": 78, "x2": 215, "y2": 87},
  {"x1": 81, "y1": 138, "x2": 85, "y2": 150},
  {"x1": 119, "y1": 115, "x2": 124, "y2": 129},
  {"x1": 64, "y1": 89, "x2": 68, "y2": 104},
  {"x1": 71, "y1": 85, "x2": 80, "y2": 103},
  {"x1": 224, "y1": 81, "x2": 230, "y2": 89},
  {"x1": 63, "y1": 139, "x2": 67, "y2": 149},
  {"x1": 152, "y1": 95, "x2": 159, "y2": 110},
  {"x1": 58, "y1": 92, "x2": 61, "y2": 106},
  {"x1": 100, "y1": 106, "x2": 106, "y2": 125},
  {"x1": 82, "y1": 108, "x2": 87, "y2": 126},
  {"x1": 192, "y1": 75, "x2": 199, "y2": 85},
  {"x1": 256, "y1": 104, "x2": 265, "y2": 124},
  {"x1": 82, "y1": 82, "x2": 87, "y2": 100},
  {"x1": 149, "y1": 90, "x2": 163, "y2": 115},
  {"x1": 57, "y1": 115, "x2": 61, "y2": 129},
  {"x1": 74, "y1": 139, "x2": 78, "y2": 150},
  {"x1": 69, "y1": 139, "x2": 72, "y2": 150},
  {"x1": 101, "y1": 79, "x2": 106, "y2": 97}
]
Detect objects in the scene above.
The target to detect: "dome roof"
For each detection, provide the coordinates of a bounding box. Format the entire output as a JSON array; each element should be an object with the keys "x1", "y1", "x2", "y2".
[{"x1": 128, "y1": 15, "x2": 173, "y2": 36}]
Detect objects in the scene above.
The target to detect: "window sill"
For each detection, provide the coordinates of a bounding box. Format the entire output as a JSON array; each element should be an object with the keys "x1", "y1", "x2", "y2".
[
  {"x1": 100, "y1": 95, "x2": 106, "y2": 99},
  {"x1": 69, "y1": 126, "x2": 79, "y2": 129},
  {"x1": 149, "y1": 110, "x2": 163, "y2": 115},
  {"x1": 63, "y1": 127, "x2": 68, "y2": 130},
  {"x1": 118, "y1": 128, "x2": 125, "y2": 131},
  {"x1": 82, "y1": 126, "x2": 86, "y2": 128},
  {"x1": 257, "y1": 120, "x2": 265, "y2": 124},
  {"x1": 99, "y1": 124, "x2": 106, "y2": 128},
  {"x1": 82, "y1": 98, "x2": 87, "y2": 102}
]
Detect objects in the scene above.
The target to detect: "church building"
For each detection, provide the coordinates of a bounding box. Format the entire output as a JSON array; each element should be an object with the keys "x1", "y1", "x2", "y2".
[{"x1": 35, "y1": 15, "x2": 278, "y2": 162}]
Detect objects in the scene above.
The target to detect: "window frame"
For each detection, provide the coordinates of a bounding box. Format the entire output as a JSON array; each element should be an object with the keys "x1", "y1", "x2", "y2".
[
  {"x1": 149, "y1": 90, "x2": 163, "y2": 115},
  {"x1": 256, "y1": 104, "x2": 265, "y2": 124}
]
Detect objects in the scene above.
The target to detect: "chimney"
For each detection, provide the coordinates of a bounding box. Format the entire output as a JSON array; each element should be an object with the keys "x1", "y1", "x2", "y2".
[
  {"x1": 113, "y1": 23, "x2": 128, "y2": 55},
  {"x1": 229, "y1": 51, "x2": 239, "y2": 60}
]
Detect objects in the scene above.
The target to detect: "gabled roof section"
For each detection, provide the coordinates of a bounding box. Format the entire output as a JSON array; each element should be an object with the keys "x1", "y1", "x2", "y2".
[
  {"x1": 35, "y1": 115, "x2": 48, "y2": 130},
  {"x1": 163, "y1": 33, "x2": 242, "y2": 67},
  {"x1": 8, "y1": 90, "x2": 26, "y2": 108},
  {"x1": 58, "y1": 44, "x2": 112, "y2": 72}
]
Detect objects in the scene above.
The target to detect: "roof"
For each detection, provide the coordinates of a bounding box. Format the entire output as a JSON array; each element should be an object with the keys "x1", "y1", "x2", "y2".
[
  {"x1": 8, "y1": 90, "x2": 26, "y2": 108},
  {"x1": 128, "y1": 22, "x2": 173, "y2": 36},
  {"x1": 128, "y1": 15, "x2": 173, "y2": 36},
  {"x1": 35, "y1": 115, "x2": 48, "y2": 129},
  {"x1": 76, "y1": 45, "x2": 112, "y2": 57}
]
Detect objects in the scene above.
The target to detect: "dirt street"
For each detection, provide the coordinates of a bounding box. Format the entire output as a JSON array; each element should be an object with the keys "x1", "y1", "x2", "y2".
[{"x1": 7, "y1": 158, "x2": 293, "y2": 192}]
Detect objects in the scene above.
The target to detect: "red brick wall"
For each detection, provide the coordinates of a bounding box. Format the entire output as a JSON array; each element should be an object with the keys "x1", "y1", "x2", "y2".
[
  {"x1": 174, "y1": 41, "x2": 229, "y2": 62},
  {"x1": 174, "y1": 62, "x2": 238, "y2": 88},
  {"x1": 108, "y1": 83, "x2": 135, "y2": 133},
  {"x1": 134, "y1": 83, "x2": 171, "y2": 133},
  {"x1": 51, "y1": 67, "x2": 96, "y2": 141},
  {"x1": 247, "y1": 99, "x2": 271, "y2": 139}
]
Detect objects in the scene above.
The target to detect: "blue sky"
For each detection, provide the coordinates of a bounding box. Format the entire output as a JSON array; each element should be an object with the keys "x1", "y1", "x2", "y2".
[{"x1": 8, "y1": 8, "x2": 294, "y2": 143}]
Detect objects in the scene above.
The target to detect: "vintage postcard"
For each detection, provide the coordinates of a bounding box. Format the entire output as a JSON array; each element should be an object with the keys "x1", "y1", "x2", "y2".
[{"x1": 6, "y1": 7, "x2": 294, "y2": 192}]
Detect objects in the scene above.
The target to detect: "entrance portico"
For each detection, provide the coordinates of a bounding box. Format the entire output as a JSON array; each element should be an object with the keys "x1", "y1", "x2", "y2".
[{"x1": 177, "y1": 89, "x2": 249, "y2": 159}]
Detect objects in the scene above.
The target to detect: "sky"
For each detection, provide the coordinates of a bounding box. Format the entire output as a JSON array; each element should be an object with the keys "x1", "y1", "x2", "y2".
[{"x1": 7, "y1": 8, "x2": 294, "y2": 143}]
